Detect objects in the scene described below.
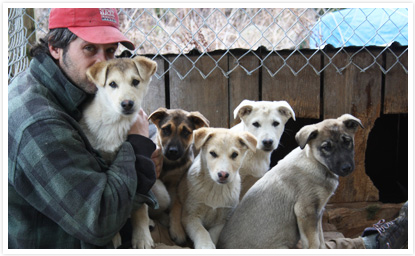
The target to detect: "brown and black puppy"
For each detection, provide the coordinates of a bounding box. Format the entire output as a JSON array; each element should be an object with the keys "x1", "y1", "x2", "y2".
[
  {"x1": 148, "y1": 108, "x2": 209, "y2": 237},
  {"x1": 149, "y1": 108, "x2": 210, "y2": 187}
]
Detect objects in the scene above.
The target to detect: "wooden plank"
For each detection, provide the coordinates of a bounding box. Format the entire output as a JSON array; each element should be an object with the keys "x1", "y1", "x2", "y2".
[
  {"x1": 325, "y1": 202, "x2": 404, "y2": 238},
  {"x1": 229, "y1": 53, "x2": 260, "y2": 127},
  {"x1": 324, "y1": 49, "x2": 382, "y2": 203},
  {"x1": 262, "y1": 51, "x2": 321, "y2": 119},
  {"x1": 169, "y1": 54, "x2": 228, "y2": 128},
  {"x1": 141, "y1": 58, "x2": 166, "y2": 115},
  {"x1": 23, "y1": 9, "x2": 36, "y2": 55},
  {"x1": 384, "y1": 49, "x2": 408, "y2": 114}
]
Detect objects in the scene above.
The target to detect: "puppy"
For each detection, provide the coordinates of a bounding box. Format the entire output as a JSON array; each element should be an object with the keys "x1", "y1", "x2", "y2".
[
  {"x1": 170, "y1": 128, "x2": 257, "y2": 248},
  {"x1": 148, "y1": 108, "x2": 209, "y2": 227},
  {"x1": 148, "y1": 108, "x2": 210, "y2": 190},
  {"x1": 218, "y1": 114, "x2": 363, "y2": 249},
  {"x1": 231, "y1": 100, "x2": 295, "y2": 198},
  {"x1": 81, "y1": 56, "x2": 157, "y2": 162},
  {"x1": 80, "y1": 56, "x2": 157, "y2": 249}
]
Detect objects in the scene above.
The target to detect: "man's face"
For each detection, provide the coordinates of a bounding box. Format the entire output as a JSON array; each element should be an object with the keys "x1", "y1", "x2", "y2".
[{"x1": 50, "y1": 37, "x2": 118, "y2": 94}]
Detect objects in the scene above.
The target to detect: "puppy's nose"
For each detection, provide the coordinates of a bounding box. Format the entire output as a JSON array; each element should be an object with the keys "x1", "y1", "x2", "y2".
[
  {"x1": 262, "y1": 139, "x2": 274, "y2": 148},
  {"x1": 121, "y1": 100, "x2": 134, "y2": 111},
  {"x1": 341, "y1": 164, "x2": 353, "y2": 174},
  {"x1": 218, "y1": 171, "x2": 229, "y2": 182},
  {"x1": 166, "y1": 145, "x2": 181, "y2": 161},
  {"x1": 168, "y1": 146, "x2": 179, "y2": 156}
]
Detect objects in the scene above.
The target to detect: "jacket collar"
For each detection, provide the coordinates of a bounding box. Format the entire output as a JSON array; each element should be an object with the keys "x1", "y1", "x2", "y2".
[{"x1": 30, "y1": 53, "x2": 88, "y2": 121}]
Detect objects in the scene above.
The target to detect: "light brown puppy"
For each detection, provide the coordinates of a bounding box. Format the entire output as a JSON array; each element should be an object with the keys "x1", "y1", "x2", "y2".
[
  {"x1": 218, "y1": 114, "x2": 363, "y2": 249},
  {"x1": 170, "y1": 128, "x2": 257, "y2": 248},
  {"x1": 81, "y1": 56, "x2": 158, "y2": 249}
]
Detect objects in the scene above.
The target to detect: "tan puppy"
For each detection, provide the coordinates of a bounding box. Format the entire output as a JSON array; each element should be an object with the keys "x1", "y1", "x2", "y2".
[
  {"x1": 81, "y1": 56, "x2": 157, "y2": 162},
  {"x1": 170, "y1": 128, "x2": 257, "y2": 248},
  {"x1": 232, "y1": 100, "x2": 295, "y2": 198},
  {"x1": 148, "y1": 108, "x2": 209, "y2": 227},
  {"x1": 80, "y1": 56, "x2": 158, "y2": 249},
  {"x1": 218, "y1": 114, "x2": 363, "y2": 249}
]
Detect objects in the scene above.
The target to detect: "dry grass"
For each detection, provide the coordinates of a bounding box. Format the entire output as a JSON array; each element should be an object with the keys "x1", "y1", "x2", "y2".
[
  {"x1": 119, "y1": 8, "x2": 323, "y2": 54},
  {"x1": 33, "y1": 8, "x2": 325, "y2": 55}
]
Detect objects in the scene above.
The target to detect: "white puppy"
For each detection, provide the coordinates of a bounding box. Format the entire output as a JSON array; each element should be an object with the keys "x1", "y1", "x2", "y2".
[
  {"x1": 81, "y1": 56, "x2": 157, "y2": 163},
  {"x1": 80, "y1": 56, "x2": 157, "y2": 249},
  {"x1": 170, "y1": 128, "x2": 257, "y2": 248},
  {"x1": 231, "y1": 100, "x2": 295, "y2": 197}
]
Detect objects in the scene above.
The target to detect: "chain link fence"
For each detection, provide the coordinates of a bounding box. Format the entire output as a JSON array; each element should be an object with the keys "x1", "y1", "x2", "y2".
[{"x1": 8, "y1": 8, "x2": 409, "y2": 83}]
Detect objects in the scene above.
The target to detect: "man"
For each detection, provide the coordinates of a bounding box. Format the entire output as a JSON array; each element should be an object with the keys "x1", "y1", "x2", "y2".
[{"x1": 8, "y1": 8, "x2": 162, "y2": 248}]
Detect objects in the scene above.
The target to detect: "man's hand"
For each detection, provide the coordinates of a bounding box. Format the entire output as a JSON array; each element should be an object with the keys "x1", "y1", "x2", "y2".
[
  {"x1": 128, "y1": 109, "x2": 162, "y2": 178},
  {"x1": 128, "y1": 109, "x2": 149, "y2": 137},
  {"x1": 151, "y1": 147, "x2": 163, "y2": 179}
]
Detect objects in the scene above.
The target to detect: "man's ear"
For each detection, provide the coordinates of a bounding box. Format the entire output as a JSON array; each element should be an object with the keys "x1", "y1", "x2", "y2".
[
  {"x1": 86, "y1": 62, "x2": 109, "y2": 87},
  {"x1": 48, "y1": 45, "x2": 62, "y2": 61}
]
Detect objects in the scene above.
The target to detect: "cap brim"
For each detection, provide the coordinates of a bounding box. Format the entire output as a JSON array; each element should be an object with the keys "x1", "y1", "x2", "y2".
[{"x1": 69, "y1": 26, "x2": 135, "y2": 50}]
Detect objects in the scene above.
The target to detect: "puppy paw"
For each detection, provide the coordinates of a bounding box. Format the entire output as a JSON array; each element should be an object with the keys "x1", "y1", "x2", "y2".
[
  {"x1": 195, "y1": 241, "x2": 216, "y2": 249},
  {"x1": 132, "y1": 232, "x2": 154, "y2": 249},
  {"x1": 112, "y1": 232, "x2": 122, "y2": 249},
  {"x1": 169, "y1": 225, "x2": 187, "y2": 245},
  {"x1": 149, "y1": 219, "x2": 155, "y2": 231}
]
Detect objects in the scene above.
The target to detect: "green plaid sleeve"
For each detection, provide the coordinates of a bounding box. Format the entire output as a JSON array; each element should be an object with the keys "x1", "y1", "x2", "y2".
[{"x1": 9, "y1": 115, "x2": 138, "y2": 247}]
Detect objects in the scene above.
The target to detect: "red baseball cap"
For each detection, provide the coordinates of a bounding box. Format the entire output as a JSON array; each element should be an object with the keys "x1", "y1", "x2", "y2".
[{"x1": 48, "y1": 8, "x2": 135, "y2": 50}]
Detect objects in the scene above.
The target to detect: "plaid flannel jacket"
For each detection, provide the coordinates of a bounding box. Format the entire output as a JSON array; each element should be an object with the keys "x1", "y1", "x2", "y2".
[{"x1": 8, "y1": 53, "x2": 157, "y2": 249}]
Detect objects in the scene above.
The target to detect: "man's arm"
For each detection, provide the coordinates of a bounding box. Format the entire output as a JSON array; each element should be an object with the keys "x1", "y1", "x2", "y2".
[{"x1": 10, "y1": 118, "x2": 144, "y2": 246}]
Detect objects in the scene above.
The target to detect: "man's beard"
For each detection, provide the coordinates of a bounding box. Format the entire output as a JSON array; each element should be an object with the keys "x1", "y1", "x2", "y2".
[{"x1": 62, "y1": 49, "x2": 97, "y2": 94}]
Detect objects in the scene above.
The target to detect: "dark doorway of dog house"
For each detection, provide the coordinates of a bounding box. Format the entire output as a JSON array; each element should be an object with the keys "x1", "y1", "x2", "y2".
[
  {"x1": 365, "y1": 114, "x2": 408, "y2": 204},
  {"x1": 270, "y1": 117, "x2": 319, "y2": 167},
  {"x1": 270, "y1": 114, "x2": 408, "y2": 204}
]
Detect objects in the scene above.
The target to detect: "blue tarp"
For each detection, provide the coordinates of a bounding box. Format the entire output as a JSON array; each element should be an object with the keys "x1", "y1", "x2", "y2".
[{"x1": 310, "y1": 8, "x2": 408, "y2": 49}]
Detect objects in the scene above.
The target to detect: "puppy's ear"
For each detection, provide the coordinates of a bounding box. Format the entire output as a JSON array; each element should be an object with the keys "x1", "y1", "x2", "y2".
[
  {"x1": 193, "y1": 128, "x2": 214, "y2": 151},
  {"x1": 295, "y1": 125, "x2": 318, "y2": 150},
  {"x1": 148, "y1": 107, "x2": 168, "y2": 127},
  {"x1": 338, "y1": 114, "x2": 364, "y2": 133},
  {"x1": 238, "y1": 132, "x2": 257, "y2": 153},
  {"x1": 276, "y1": 101, "x2": 296, "y2": 122},
  {"x1": 86, "y1": 61, "x2": 109, "y2": 87},
  {"x1": 188, "y1": 111, "x2": 210, "y2": 129},
  {"x1": 233, "y1": 99, "x2": 254, "y2": 120},
  {"x1": 132, "y1": 56, "x2": 157, "y2": 81}
]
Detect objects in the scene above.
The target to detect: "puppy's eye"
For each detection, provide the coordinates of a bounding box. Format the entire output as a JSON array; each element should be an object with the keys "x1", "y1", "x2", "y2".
[
  {"x1": 342, "y1": 136, "x2": 352, "y2": 147},
  {"x1": 272, "y1": 121, "x2": 280, "y2": 127},
  {"x1": 181, "y1": 128, "x2": 191, "y2": 138},
  {"x1": 109, "y1": 81, "x2": 117, "y2": 88},
  {"x1": 252, "y1": 122, "x2": 260, "y2": 128},
  {"x1": 321, "y1": 142, "x2": 332, "y2": 151},
  {"x1": 162, "y1": 126, "x2": 171, "y2": 136},
  {"x1": 132, "y1": 79, "x2": 140, "y2": 87},
  {"x1": 230, "y1": 152, "x2": 238, "y2": 159},
  {"x1": 210, "y1": 151, "x2": 218, "y2": 158}
]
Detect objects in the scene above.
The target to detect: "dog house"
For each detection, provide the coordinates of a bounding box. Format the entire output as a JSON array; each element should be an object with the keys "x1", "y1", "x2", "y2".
[{"x1": 142, "y1": 46, "x2": 408, "y2": 206}]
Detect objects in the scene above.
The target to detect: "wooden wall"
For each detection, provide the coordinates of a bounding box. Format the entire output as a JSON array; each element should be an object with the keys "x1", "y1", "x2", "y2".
[{"x1": 141, "y1": 47, "x2": 408, "y2": 204}]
